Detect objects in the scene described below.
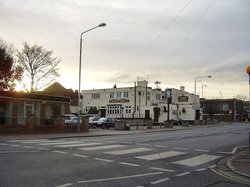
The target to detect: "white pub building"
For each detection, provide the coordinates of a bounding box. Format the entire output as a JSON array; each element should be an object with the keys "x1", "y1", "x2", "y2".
[{"x1": 81, "y1": 81, "x2": 199, "y2": 123}]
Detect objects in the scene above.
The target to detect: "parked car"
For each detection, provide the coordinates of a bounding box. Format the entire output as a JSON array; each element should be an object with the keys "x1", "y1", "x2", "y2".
[
  {"x1": 88, "y1": 117, "x2": 100, "y2": 128},
  {"x1": 96, "y1": 117, "x2": 117, "y2": 129},
  {"x1": 171, "y1": 117, "x2": 182, "y2": 126},
  {"x1": 64, "y1": 114, "x2": 81, "y2": 125}
]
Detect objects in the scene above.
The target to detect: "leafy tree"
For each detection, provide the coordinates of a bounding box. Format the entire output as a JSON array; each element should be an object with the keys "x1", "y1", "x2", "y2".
[
  {"x1": 88, "y1": 107, "x2": 99, "y2": 114},
  {"x1": 153, "y1": 107, "x2": 161, "y2": 122},
  {"x1": 0, "y1": 39, "x2": 23, "y2": 91},
  {"x1": 16, "y1": 42, "x2": 61, "y2": 92}
]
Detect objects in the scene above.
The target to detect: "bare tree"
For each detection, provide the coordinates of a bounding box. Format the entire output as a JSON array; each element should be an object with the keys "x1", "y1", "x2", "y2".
[
  {"x1": 16, "y1": 43, "x2": 61, "y2": 92},
  {"x1": 0, "y1": 38, "x2": 23, "y2": 91}
]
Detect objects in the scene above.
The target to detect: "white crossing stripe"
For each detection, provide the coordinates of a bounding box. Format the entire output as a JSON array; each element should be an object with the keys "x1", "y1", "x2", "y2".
[
  {"x1": 172, "y1": 154, "x2": 221, "y2": 167},
  {"x1": 7, "y1": 139, "x2": 48, "y2": 143},
  {"x1": 194, "y1": 149, "x2": 210, "y2": 152},
  {"x1": 52, "y1": 150, "x2": 67, "y2": 154},
  {"x1": 150, "y1": 177, "x2": 170, "y2": 184},
  {"x1": 57, "y1": 143, "x2": 103, "y2": 148},
  {"x1": 39, "y1": 141, "x2": 82, "y2": 146},
  {"x1": 176, "y1": 172, "x2": 190, "y2": 177},
  {"x1": 94, "y1": 158, "x2": 114, "y2": 162},
  {"x1": 119, "y1": 162, "x2": 140, "y2": 167},
  {"x1": 78, "y1": 144, "x2": 126, "y2": 151},
  {"x1": 149, "y1": 167, "x2": 175, "y2": 172},
  {"x1": 72, "y1": 154, "x2": 89, "y2": 158},
  {"x1": 104, "y1": 148, "x2": 153, "y2": 155},
  {"x1": 135, "y1": 151, "x2": 186, "y2": 161}
]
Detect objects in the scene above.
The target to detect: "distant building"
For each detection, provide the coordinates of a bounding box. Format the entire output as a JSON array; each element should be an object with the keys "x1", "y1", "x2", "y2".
[
  {"x1": 43, "y1": 82, "x2": 79, "y2": 114},
  {"x1": 200, "y1": 98, "x2": 246, "y2": 121}
]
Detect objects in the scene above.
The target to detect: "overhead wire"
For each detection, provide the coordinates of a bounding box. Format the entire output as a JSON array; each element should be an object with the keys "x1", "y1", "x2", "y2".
[
  {"x1": 129, "y1": 0, "x2": 194, "y2": 66},
  {"x1": 164, "y1": 0, "x2": 216, "y2": 65}
]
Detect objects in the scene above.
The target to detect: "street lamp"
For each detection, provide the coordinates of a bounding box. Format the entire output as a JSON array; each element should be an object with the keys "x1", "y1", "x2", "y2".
[
  {"x1": 194, "y1": 75, "x2": 212, "y2": 96},
  {"x1": 201, "y1": 84, "x2": 207, "y2": 98},
  {"x1": 219, "y1": 91, "x2": 222, "y2": 99},
  {"x1": 77, "y1": 23, "x2": 106, "y2": 133}
]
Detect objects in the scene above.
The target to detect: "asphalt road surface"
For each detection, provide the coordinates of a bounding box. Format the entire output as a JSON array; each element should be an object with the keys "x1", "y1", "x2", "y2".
[{"x1": 0, "y1": 122, "x2": 249, "y2": 187}]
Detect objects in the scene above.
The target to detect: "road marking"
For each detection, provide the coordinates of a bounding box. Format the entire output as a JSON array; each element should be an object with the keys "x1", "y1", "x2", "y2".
[
  {"x1": 232, "y1": 147, "x2": 238, "y2": 154},
  {"x1": 104, "y1": 148, "x2": 153, "y2": 155},
  {"x1": 0, "y1": 150, "x2": 41, "y2": 154},
  {"x1": 176, "y1": 172, "x2": 190, "y2": 177},
  {"x1": 0, "y1": 143, "x2": 8, "y2": 145},
  {"x1": 149, "y1": 167, "x2": 175, "y2": 172},
  {"x1": 58, "y1": 143, "x2": 103, "y2": 148},
  {"x1": 217, "y1": 151, "x2": 233, "y2": 154},
  {"x1": 39, "y1": 141, "x2": 82, "y2": 146},
  {"x1": 10, "y1": 144, "x2": 20, "y2": 147},
  {"x1": 135, "y1": 151, "x2": 186, "y2": 161},
  {"x1": 79, "y1": 144, "x2": 126, "y2": 151},
  {"x1": 154, "y1": 145, "x2": 168, "y2": 148},
  {"x1": 194, "y1": 149, "x2": 210, "y2": 152},
  {"x1": 209, "y1": 165, "x2": 216, "y2": 169},
  {"x1": 72, "y1": 154, "x2": 89, "y2": 158},
  {"x1": 172, "y1": 154, "x2": 220, "y2": 167},
  {"x1": 173, "y1": 147, "x2": 188, "y2": 150},
  {"x1": 77, "y1": 172, "x2": 163, "y2": 184},
  {"x1": 22, "y1": 146, "x2": 35, "y2": 149},
  {"x1": 36, "y1": 147, "x2": 50, "y2": 151},
  {"x1": 135, "y1": 143, "x2": 149, "y2": 146},
  {"x1": 7, "y1": 139, "x2": 47, "y2": 143},
  {"x1": 52, "y1": 150, "x2": 67, "y2": 154},
  {"x1": 195, "y1": 168, "x2": 207, "y2": 172},
  {"x1": 93, "y1": 158, "x2": 114, "y2": 162},
  {"x1": 150, "y1": 177, "x2": 170, "y2": 184},
  {"x1": 119, "y1": 162, "x2": 140, "y2": 167},
  {"x1": 55, "y1": 183, "x2": 73, "y2": 187}
]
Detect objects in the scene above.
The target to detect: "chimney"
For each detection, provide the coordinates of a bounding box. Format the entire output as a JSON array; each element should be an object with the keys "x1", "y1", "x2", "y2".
[{"x1": 180, "y1": 86, "x2": 185, "y2": 93}]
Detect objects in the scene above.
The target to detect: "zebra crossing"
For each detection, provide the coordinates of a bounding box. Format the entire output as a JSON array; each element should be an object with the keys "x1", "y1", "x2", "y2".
[{"x1": 6, "y1": 138, "x2": 222, "y2": 169}]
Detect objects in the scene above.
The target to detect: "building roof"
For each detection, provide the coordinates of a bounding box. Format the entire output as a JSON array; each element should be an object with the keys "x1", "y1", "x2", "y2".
[
  {"x1": 43, "y1": 82, "x2": 75, "y2": 96},
  {"x1": 0, "y1": 90, "x2": 71, "y2": 103}
]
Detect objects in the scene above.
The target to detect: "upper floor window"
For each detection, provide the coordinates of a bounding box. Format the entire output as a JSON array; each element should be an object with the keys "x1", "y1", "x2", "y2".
[
  {"x1": 117, "y1": 92, "x2": 122, "y2": 98},
  {"x1": 156, "y1": 94, "x2": 161, "y2": 100},
  {"x1": 123, "y1": 92, "x2": 129, "y2": 98},
  {"x1": 110, "y1": 92, "x2": 115, "y2": 98},
  {"x1": 91, "y1": 93, "x2": 100, "y2": 99}
]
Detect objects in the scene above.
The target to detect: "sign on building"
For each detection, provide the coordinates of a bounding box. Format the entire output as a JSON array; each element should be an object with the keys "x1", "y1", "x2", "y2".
[{"x1": 178, "y1": 96, "x2": 188, "y2": 102}]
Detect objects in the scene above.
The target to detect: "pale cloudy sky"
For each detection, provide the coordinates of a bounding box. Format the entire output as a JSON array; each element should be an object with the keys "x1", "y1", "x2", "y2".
[{"x1": 1, "y1": 0, "x2": 250, "y2": 98}]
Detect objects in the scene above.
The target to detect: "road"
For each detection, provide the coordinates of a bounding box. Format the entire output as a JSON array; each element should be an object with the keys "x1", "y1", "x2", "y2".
[{"x1": 0, "y1": 123, "x2": 249, "y2": 187}]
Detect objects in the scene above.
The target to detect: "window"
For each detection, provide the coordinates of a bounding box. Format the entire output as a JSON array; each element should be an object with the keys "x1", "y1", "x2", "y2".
[
  {"x1": 123, "y1": 92, "x2": 129, "y2": 98},
  {"x1": 117, "y1": 92, "x2": 122, "y2": 98},
  {"x1": 125, "y1": 106, "x2": 131, "y2": 114},
  {"x1": 107, "y1": 105, "x2": 121, "y2": 115},
  {"x1": 110, "y1": 92, "x2": 115, "y2": 98},
  {"x1": 156, "y1": 94, "x2": 161, "y2": 100},
  {"x1": 91, "y1": 93, "x2": 100, "y2": 99}
]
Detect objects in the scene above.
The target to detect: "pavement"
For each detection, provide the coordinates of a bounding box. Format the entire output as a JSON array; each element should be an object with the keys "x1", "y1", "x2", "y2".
[{"x1": 0, "y1": 123, "x2": 250, "y2": 185}]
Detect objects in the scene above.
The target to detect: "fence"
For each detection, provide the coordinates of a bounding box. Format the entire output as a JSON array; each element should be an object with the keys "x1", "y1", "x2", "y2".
[{"x1": 0, "y1": 116, "x2": 89, "y2": 134}]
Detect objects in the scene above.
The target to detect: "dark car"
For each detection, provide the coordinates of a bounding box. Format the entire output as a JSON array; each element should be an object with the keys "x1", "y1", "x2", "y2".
[
  {"x1": 97, "y1": 117, "x2": 117, "y2": 129},
  {"x1": 171, "y1": 117, "x2": 182, "y2": 126}
]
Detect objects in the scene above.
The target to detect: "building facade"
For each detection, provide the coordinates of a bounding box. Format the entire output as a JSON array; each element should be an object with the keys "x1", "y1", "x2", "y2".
[
  {"x1": 200, "y1": 98, "x2": 247, "y2": 121},
  {"x1": 81, "y1": 81, "x2": 198, "y2": 123}
]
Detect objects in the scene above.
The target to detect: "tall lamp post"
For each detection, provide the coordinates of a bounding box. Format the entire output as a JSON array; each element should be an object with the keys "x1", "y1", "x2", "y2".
[
  {"x1": 201, "y1": 84, "x2": 207, "y2": 98},
  {"x1": 77, "y1": 23, "x2": 106, "y2": 133},
  {"x1": 194, "y1": 75, "x2": 212, "y2": 96}
]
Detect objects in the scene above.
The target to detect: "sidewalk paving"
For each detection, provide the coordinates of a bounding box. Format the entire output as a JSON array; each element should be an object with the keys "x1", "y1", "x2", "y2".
[{"x1": 227, "y1": 149, "x2": 250, "y2": 179}]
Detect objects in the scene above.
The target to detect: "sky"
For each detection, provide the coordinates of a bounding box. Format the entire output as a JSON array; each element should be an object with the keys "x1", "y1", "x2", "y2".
[{"x1": 1, "y1": 0, "x2": 250, "y2": 99}]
